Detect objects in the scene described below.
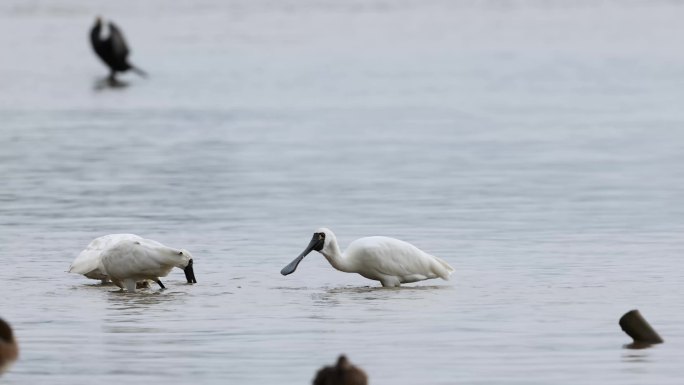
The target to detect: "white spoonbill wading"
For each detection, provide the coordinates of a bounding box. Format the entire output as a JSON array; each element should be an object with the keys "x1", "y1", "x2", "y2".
[
  {"x1": 101, "y1": 238, "x2": 197, "y2": 293},
  {"x1": 69, "y1": 234, "x2": 144, "y2": 283},
  {"x1": 281, "y1": 228, "x2": 454, "y2": 287}
]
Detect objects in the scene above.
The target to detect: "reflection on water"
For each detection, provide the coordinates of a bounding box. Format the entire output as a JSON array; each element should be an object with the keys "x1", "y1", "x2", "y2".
[
  {"x1": 622, "y1": 349, "x2": 653, "y2": 363},
  {"x1": 324, "y1": 285, "x2": 452, "y2": 295},
  {"x1": 1, "y1": 0, "x2": 684, "y2": 384},
  {"x1": 106, "y1": 290, "x2": 181, "y2": 306},
  {"x1": 93, "y1": 76, "x2": 130, "y2": 91},
  {"x1": 321, "y1": 284, "x2": 451, "y2": 298},
  {"x1": 68, "y1": 281, "x2": 115, "y2": 289},
  {"x1": 311, "y1": 285, "x2": 454, "y2": 308}
]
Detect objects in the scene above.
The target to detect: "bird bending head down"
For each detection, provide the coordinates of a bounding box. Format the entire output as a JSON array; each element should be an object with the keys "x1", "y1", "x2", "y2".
[{"x1": 100, "y1": 239, "x2": 198, "y2": 292}]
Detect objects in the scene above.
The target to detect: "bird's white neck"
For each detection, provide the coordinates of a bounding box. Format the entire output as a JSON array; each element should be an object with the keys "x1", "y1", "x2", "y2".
[{"x1": 320, "y1": 237, "x2": 352, "y2": 273}]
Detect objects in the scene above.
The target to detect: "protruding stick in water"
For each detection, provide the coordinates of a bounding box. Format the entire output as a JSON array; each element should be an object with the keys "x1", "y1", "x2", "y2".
[{"x1": 619, "y1": 309, "x2": 663, "y2": 345}]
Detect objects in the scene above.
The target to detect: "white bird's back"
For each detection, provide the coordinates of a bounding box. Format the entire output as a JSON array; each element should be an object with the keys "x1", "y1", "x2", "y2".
[
  {"x1": 101, "y1": 239, "x2": 189, "y2": 281},
  {"x1": 69, "y1": 234, "x2": 143, "y2": 277},
  {"x1": 346, "y1": 236, "x2": 454, "y2": 284}
]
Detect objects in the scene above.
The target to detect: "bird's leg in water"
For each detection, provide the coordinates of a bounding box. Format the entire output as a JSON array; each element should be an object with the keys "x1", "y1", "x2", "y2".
[
  {"x1": 123, "y1": 279, "x2": 137, "y2": 293},
  {"x1": 155, "y1": 279, "x2": 166, "y2": 289},
  {"x1": 111, "y1": 278, "x2": 124, "y2": 291},
  {"x1": 107, "y1": 71, "x2": 117, "y2": 85}
]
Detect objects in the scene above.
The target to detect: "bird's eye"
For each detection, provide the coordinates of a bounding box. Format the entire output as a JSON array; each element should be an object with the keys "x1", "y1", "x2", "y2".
[
  {"x1": 178, "y1": 251, "x2": 183, "y2": 255},
  {"x1": 319, "y1": 233, "x2": 326, "y2": 240}
]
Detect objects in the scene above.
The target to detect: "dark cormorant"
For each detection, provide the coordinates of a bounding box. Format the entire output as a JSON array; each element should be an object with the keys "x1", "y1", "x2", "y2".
[{"x1": 90, "y1": 17, "x2": 146, "y2": 81}]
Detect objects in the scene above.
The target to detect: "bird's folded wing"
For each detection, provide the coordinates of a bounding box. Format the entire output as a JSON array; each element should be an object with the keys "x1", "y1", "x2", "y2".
[
  {"x1": 108, "y1": 22, "x2": 130, "y2": 57},
  {"x1": 69, "y1": 234, "x2": 142, "y2": 274}
]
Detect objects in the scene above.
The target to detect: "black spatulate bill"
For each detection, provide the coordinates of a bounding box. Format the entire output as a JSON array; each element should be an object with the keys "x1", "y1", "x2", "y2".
[
  {"x1": 184, "y1": 259, "x2": 197, "y2": 283},
  {"x1": 281, "y1": 233, "x2": 325, "y2": 275}
]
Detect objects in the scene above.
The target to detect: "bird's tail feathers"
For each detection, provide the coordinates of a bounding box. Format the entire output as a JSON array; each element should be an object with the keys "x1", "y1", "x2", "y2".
[
  {"x1": 130, "y1": 65, "x2": 148, "y2": 78},
  {"x1": 432, "y1": 255, "x2": 454, "y2": 279}
]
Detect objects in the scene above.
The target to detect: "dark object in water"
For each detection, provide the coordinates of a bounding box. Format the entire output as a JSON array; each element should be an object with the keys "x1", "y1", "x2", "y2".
[
  {"x1": 313, "y1": 355, "x2": 367, "y2": 385},
  {"x1": 619, "y1": 309, "x2": 663, "y2": 348},
  {"x1": 0, "y1": 318, "x2": 19, "y2": 375},
  {"x1": 89, "y1": 16, "x2": 147, "y2": 82}
]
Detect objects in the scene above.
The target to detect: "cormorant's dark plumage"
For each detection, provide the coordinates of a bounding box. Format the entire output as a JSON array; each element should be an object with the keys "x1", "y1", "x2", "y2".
[{"x1": 90, "y1": 17, "x2": 146, "y2": 81}]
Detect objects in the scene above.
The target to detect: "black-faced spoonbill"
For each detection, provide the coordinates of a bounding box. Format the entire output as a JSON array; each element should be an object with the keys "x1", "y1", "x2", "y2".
[
  {"x1": 90, "y1": 17, "x2": 146, "y2": 82},
  {"x1": 69, "y1": 234, "x2": 144, "y2": 283},
  {"x1": 313, "y1": 355, "x2": 367, "y2": 385},
  {"x1": 0, "y1": 318, "x2": 18, "y2": 376},
  {"x1": 281, "y1": 228, "x2": 454, "y2": 287},
  {"x1": 101, "y1": 238, "x2": 197, "y2": 293}
]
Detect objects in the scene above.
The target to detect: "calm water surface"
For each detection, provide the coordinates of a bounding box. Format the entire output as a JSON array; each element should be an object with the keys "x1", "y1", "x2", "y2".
[{"x1": 1, "y1": 1, "x2": 684, "y2": 384}]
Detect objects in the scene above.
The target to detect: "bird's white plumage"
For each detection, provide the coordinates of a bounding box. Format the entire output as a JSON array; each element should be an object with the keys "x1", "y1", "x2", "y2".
[
  {"x1": 344, "y1": 236, "x2": 453, "y2": 285},
  {"x1": 298, "y1": 228, "x2": 454, "y2": 287},
  {"x1": 101, "y1": 238, "x2": 194, "y2": 292},
  {"x1": 69, "y1": 234, "x2": 143, "y2": 281}
]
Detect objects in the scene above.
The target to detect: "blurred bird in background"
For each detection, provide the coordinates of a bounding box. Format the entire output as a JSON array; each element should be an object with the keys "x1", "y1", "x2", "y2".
[
  {"x1": 0, "y1": 318, "x2": 18, "y2": 376},
  {"x1": 89, "y1": 16, "x2": 147, "y2": 83},
  {"x1": 313, "y1": 355, "x2": 367, "y2": 385}
]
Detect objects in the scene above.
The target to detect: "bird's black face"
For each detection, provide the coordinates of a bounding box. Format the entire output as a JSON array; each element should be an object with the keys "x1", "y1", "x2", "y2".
[
  {"x1": 311, "y1": 232, "x2": 326, "y2": 251},
  {"x1": 280, "y1": 232, "x2": 326, "y2": 276},
  {"x1": 183, "y1": 258, "x2": 197, "y2": 284}
]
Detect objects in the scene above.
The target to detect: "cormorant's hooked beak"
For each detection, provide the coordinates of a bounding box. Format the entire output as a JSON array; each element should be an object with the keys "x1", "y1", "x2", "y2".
[
  {"x1": 184, "y1": 259, "x2": 197, "y2": 284},
  {"x1": 281, "y1": 233, "x2": 325, "y2": 276}
]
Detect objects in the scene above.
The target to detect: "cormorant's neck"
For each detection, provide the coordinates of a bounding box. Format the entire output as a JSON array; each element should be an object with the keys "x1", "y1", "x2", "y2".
[{"x1": 90, "y1": 24, "x2": 102, "y2": 44}]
